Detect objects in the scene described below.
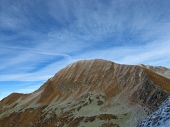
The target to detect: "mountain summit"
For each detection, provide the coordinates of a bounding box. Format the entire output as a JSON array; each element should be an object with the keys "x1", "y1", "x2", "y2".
[{"x1": 0, "y1": 59, "x2": 170, "y2": 127}]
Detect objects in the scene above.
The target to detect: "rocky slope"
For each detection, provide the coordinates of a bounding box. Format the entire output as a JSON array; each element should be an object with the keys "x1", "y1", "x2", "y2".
[
  {"x1": 0, "y1": 59, "x2": 170, "y2": 127},
  {"x1": 136, "y1": 96, "x2": 170, "y2": 127},
  {"x1": 137, "y1": 64, "x2": 170, "y2": 79}
]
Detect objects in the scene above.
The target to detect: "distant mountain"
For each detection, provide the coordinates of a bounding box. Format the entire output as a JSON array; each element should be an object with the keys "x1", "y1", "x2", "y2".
[
  {"x1": 0, "y1": 59, "x2": 169, "y2": 127},
  {"x1": 137, "y1": 64, "x2": 170, "y2": 79}
]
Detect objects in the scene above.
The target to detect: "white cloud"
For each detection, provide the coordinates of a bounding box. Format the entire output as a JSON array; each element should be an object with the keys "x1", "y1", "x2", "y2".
[
  {"x1": 16, "y1": 85, "x2": 42, "y2": 94},
  {"x1": 1, "y1": 0, "x2": 170, "y2": 100},
  {"x1": 0, "y1": 55, "x2": 73, "y2": 81},
  {"x1": 1, "y1": 40, "x2": 170, "y2": 82}
]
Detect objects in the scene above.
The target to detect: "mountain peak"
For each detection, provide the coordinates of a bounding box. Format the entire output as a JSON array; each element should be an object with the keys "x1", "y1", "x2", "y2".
[{"x1": 0, "y1": 59, "x2": 170, "y2": 127}]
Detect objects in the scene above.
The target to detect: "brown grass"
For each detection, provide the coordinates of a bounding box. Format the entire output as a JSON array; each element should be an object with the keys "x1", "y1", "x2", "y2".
[
  {"x1": 145, "y1": 68, "x2": 170, "y2": 91},
  {"x1": 98, "y1": 114, "x2": 118, "y2": 120}
]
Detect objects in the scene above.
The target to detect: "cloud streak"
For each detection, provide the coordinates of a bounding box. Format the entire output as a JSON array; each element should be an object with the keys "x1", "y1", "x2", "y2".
[{"x1": 0, "y1": 0, "x2": 170, "y2": 99}]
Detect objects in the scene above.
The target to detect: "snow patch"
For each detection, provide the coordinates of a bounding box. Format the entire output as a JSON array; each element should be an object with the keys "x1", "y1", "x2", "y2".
[{"x1": 136, "y1": 96, "x2": 170, "y2": 127}]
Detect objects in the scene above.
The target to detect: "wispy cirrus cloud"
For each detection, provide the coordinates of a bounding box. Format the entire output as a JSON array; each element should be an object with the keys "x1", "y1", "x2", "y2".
[
  {"x1": 1, "y1": 0, "x2": 170, "y2": 99},
  {"x1": 0, "y1": 81, "x2": 43, "y2": 100}
]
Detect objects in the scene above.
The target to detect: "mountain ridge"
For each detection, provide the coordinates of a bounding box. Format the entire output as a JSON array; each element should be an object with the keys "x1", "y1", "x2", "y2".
[
  {"x1": 0, "y1": 59, "x2": 170, "y2": 127},
  {"x1": 137, "y1": 64, "x2": 170, "y2": 79}
]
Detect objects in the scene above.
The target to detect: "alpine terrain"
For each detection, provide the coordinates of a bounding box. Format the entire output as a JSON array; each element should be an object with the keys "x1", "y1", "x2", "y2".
[{"x1": 0, "y1": 59, "x2": 170, "y2": 127}]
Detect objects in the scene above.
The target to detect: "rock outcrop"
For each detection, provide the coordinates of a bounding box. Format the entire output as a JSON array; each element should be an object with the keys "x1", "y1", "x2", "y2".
[{"x1": 136, "y1": 96, "x2": 170, "y2": 127}]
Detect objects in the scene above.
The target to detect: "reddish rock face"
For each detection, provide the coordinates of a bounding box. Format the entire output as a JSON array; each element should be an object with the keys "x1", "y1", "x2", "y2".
[{"x1": 0, "y1": 59, "x2": 170, "y2": 127}]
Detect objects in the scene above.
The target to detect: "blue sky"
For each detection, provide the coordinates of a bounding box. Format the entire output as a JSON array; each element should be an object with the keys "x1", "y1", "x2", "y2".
[{"x1": 1, "y1": 0, "x2": 170, "y2": 100}]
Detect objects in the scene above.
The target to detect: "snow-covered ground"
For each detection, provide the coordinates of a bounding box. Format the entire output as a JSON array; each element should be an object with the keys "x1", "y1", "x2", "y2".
[{"x1": 136, "y1": 96, "x2": 170, "y2": 127}]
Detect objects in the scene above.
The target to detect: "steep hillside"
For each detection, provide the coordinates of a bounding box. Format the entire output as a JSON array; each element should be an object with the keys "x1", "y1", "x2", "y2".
[
  {"x1": 136, "y1": 96, "x2": 170, "y2": 127},
  {"x1": 0, "y1": 59, "x2": 170, "y2": 127},
  {"x1": 137, "y1": 64, "x2": 170, "y2": 79}
]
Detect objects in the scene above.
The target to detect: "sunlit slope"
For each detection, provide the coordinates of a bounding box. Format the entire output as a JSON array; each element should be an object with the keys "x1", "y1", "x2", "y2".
[{"x1": 0, "y1": 59, "x2": 169, "y2": 127}]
